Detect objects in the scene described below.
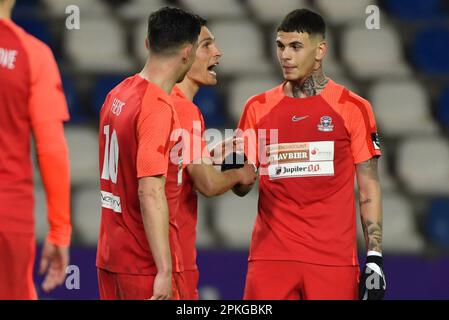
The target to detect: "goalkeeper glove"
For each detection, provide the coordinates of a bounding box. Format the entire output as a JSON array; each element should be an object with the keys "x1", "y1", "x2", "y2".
[{"x1": 359, "y1": 251, "x2": 386, "y2": 300}]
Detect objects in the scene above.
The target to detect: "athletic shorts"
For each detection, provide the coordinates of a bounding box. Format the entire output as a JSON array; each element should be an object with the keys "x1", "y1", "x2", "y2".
[
  {"x1": 97, "y1": 268, "x2": 187, "y2": 300},
  {"x1": 183, "y1": 269, "x2": 199, "y2": 300},
  {"x1": 0, "y1": 231, "x2": 37, "y2": 300},
  {"x1": 243, "y1": 260, "x2": 359, "y2": 300}
]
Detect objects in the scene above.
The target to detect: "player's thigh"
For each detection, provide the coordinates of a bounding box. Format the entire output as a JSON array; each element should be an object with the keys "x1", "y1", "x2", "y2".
[
  {"x1": 0, "y1": 231, "x2": 37, "y2": 300},
  {"x1": 172, "y1": 271, "x2": 189, "y2": 300},
  {"x1": 115, "y1": 273, "x2": 155, "y2": 300},
  {"x1": 301, "y1": 263, "x2": 359, "y2": 300},
  {"x1": 97, "y1": 268, "x2": 120, "y2": 300},
  {"x1": 111, "y1": 272, "x2": 187, "y2": 300},
  {"x1": 183, "y1": 269, "x2": 199, "y2": 300},
  {"x1": 243, "y1": 260, "x2": 301, "y2": 300}
]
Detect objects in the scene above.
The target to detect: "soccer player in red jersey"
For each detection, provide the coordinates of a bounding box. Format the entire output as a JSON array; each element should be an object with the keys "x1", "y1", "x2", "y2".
[
  {"x1": 234, "y1": 9, "x2": 385, "y2": 300},
  {"x1": 168, "y1": 17, "x2": 258, "y2": 300},
  {"x1": 0, "y1": 0, "x2": 71, "y2": 299},
  {"x1": 96, "y1": 7, "x2": 202, "y2": 300}
]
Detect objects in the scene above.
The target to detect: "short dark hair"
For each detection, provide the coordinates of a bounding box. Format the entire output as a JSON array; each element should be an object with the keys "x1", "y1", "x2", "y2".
[
  {"x1": 195, "y1": 14, "x2": 208, "y2": 27},
  {"x1": 147, "y1": 7, "x2": 201, "y2": 54},
  {"x1": 277, "y1": 9, "x2": 326, "y2": 39}
]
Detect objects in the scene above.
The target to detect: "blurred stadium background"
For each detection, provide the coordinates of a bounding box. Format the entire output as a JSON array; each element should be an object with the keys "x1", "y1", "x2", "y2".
[{"x1": 12, "y1": 0, "x2": 449, "y2": 299}]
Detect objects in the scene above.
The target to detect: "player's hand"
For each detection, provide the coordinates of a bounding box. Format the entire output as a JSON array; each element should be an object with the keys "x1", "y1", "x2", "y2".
[
  {"x1": 236, "y1": 163, "x2": 258, "y2": 186},
  {"x1": 150, "y1": 271, "x2": 172, "y2": 300},
  {"x1": 359, "y1": 253, "x2": 386, "y2": 300},
  {"x1": 210, "y1": 137, "x2": 244, "y2": 165},
  {"x1": 39, "y1": 239, "x2": 69, "y2": 293}
]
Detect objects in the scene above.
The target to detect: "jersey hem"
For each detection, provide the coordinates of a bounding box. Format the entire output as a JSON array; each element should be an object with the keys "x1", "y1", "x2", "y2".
[{"x1": 248, "y1": 256, "x2": 359, "y2": 267}]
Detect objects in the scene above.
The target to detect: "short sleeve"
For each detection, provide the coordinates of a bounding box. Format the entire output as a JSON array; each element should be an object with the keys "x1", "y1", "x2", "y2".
[
  {"x1": 236, "y1": 99, "x2": 259, "y2": 167},
  {"x1": 184, "y1": 108, "x2": 209, "y2": 164},
  {"x1": 197, "y1": 112, "x2": 210, "y2": 160},
  {"x1": 28, "y1": 41, "x2": 69, "y2": 125},
  {"x1": 348, "y1": 100, "x2": 382, "y2": 164},
  {"x1": 136, "y1": 98, "x2": 175, "y2": 178}
]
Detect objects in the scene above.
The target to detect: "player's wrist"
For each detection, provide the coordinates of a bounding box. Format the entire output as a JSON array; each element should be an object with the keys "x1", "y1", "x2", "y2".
[
  {"x1": 367, "y1": 251, "x2": 382, "y2": 264},
  {"x1": 156, "y1": 267, "x2": 172, "y2": 276},
  {"x1": 366, "y1": 255, "x2": 383, "y2": 267},
  {"x1": 46, "y1": 229, "x2": 71, "y2": 247},
  {"x1": 234, "y1": 167, "x2": 247, "y2": 184}
]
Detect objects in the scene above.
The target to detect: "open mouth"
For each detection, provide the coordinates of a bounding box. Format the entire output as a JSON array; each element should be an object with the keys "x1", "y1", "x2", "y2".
[{"x1": 207, "y1": 63, "x2": 219, "y2": 76}]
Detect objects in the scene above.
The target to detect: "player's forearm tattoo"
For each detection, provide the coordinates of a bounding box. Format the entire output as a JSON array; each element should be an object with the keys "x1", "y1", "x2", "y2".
[
  {"x1": 362, "y1": 219, "x2": 382, "y2": 252},
  {"x1": 358, "y1": 157, "x2": 382, "y2": 252},
  {"x1": 292, "y1": 67, "x2": 329, "y2": 97},
  {"x1": 360, "y1": 198, "x2": 372, "y2": 206},
  {"x1": 359, "y1": 158, "x2": 379, "y2": 180}
]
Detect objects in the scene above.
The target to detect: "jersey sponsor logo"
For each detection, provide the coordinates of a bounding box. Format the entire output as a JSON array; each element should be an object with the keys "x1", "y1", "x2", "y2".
[
  {"x1": 317, "y1": 116, "x2": 334, "y2": 132},
  {"x1": 101, "y1": 191, "x2": 122, "y2": 213},
  {"x1": 371, "y1": 132, "x2": 381, "y2": 150},
  {"x1": 0, "y1": 47, "x2": 18, "y2": 70},
  {"x1": 291, "y1": 115, "x2": 309, "y2": 122},
  {"x1": 271, "y1": 150, "x2": 309, "y2": 163},
  {"x1": 270, "y1": 161, "x2": 334, "y2": 178},
  {"x1": 267, "y1": 141, "x2": 334, "y2": 179},
  {"x1": 111, "y1": 98, "x2": 125, "y2": 116}
]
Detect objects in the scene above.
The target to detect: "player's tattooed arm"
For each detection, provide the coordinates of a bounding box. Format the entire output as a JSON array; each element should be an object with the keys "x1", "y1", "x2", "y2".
[
  {"x1": 292, "y1": 67, "x2": 329, "y2": 97},
  {"x1": 356, "y1": 157, "x2": 383, "y2": 253}
]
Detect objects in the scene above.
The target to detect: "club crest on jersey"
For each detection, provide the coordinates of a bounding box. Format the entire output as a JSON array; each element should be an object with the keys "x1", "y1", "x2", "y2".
[{"x1": 317, "y1": 116, "x2": 334, "y2": 132}]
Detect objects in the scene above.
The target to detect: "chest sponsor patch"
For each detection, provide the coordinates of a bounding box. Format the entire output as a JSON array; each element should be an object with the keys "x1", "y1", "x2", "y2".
[
  {"x1": 266, "y1": 141, "x2": 334, "y2": 179},
  {"x1": 101, "y1": 191, "x2": 122, "y2": 213}
]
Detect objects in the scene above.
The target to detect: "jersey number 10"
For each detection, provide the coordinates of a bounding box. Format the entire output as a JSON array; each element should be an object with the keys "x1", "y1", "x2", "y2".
[{"x1": 101, "y1": 125, "x2": 119, "y2": 183}]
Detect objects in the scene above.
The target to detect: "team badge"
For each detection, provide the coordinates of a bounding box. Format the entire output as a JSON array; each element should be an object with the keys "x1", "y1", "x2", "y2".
[{"x1": 317, "y1": 116, "x2": 334, "y2": 132}]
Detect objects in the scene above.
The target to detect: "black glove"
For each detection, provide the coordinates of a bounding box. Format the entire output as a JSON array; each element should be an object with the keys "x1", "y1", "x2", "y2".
[
  {"x1": 221, "y1": 152, "x2": 247, "y2": 171},
  {"x1": 359, "y1": 253, "x2": 386, "y2": 300}
]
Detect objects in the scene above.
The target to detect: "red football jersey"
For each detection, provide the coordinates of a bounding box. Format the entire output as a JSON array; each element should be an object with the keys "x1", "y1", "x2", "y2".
[
  {"x1": 0, "y1": 19, "x2": 69, "y2": 234},
  {"x1": 168, "y1": 86, "x2": 209, "y2": 271},
  {"x1": 238, "y1": 79, "x2": 381, "y2": 266},
  {"x1": 96, "y1": 75, "x2": 183, "y2": 275}
]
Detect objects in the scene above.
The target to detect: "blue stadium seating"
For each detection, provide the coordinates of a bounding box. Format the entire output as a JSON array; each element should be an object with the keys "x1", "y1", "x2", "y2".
[
  {"x1": 11, "y1": 0, "x2": 41, "y2": 18},
  {"x1": 426, "y1": 199, "x2": 449, "y2": 249},
  {"x1": 61, "y1": 76, "x2": 84, "y2": 123},
  {"x1": 13, "y1": 15, "x2": 53, "y2": 49},
  {"x1": 193, "y1": 86, "x2": 226, "y2": 128},
  {"x1": 92, "y1": 75, "x2": 127, "y2": 115},
  {"x1": 438, "y1": 87, "x2": 449, "y2": 129},
  {"x1": 384, "y1": 0, "x2": 448, "y2": 21},
  {"x1": 411, "y1": 27, "x2": 449, "y2": 75}
]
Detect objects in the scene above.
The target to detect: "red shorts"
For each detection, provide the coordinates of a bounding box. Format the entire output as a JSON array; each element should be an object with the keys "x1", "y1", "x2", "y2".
[
  {"x1": 97, "y1": 268, "x2": 187, "y2": 300},
  {"x1": 183, "y1": 269, "x2": 199, "y2": 300},
  {"x1": 0, "y1": 231, "x2": 37, "y2": 300},
  {"x1": 243, "y1": 260, "x2": 359, "y2": 300}
]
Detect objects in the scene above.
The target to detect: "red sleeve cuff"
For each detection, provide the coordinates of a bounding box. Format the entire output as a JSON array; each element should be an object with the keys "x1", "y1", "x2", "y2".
[{"x1": 46, "y1": 227, "x2": 71, "y2": 247}]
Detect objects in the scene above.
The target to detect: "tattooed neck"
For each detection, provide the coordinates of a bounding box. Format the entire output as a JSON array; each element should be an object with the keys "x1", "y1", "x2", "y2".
[{"x1": 291, "y1": 68, "x2": 328, "y2": 98}]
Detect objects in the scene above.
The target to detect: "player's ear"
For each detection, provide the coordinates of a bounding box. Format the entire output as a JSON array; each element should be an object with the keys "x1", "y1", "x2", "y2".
[
  {"x1": 145, "y1": 37, "x2": 149, "y2": 50},
  {"x1": 315, "y1": 40, "x2": 327, "y2": 63},
  {"x1": 181, "y1": 44, "x2": 194, "y2": 63}
]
